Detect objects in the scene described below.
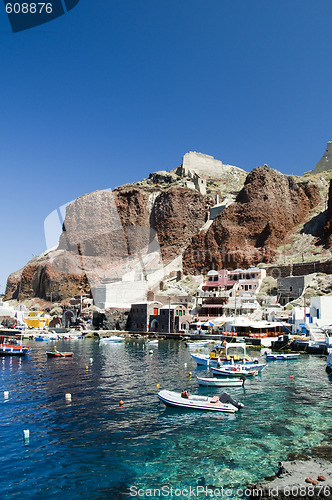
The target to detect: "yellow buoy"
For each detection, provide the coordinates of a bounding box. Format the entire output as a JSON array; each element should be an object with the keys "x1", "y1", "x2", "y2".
[
  {"x1": 156, "y1": 384, "x2": 160, "y2": 388},
  {"x1": 85, "y1": 365, "x2": 89, "y2": 370},
  {"x1": 189, "y1": 372, "x2": 192, "y2": 377}
]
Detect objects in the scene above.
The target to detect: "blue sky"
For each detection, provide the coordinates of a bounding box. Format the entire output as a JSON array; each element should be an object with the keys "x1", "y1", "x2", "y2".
[{"x1": 1, "y1": 0, "x2": 332, "y2": 293}]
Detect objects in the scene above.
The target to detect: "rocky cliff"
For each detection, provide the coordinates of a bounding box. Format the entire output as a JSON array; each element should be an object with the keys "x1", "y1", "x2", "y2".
[
  {"x1": 4, "y1": 156, "x2": 327, "y2": 304},
  {"x1": 324, "y1": 180, "x2": 332, "y2": 247},
  {"x1": 313, "y1": 141, "x2": 332, "y2": 174},
  {"x1": 5, "y1": 250, "x2": 90, "y2": 302},
  {"x1": 183, "y1": 166, "x2": 321, "y2": 273},
  {"x1": 5, "y1": 185, "x2": 209, "y2": 301}
]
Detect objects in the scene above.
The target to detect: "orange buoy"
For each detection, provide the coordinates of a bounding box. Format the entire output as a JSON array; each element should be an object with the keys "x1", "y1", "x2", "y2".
[
  {"x1": 85, "y1": 365, "x2": 89, "y2": 370},
  {"x1": 119, "y1": 400, "x2": 124, "y2": 406},
  {"x1": 290, "y1": 376, "x2": 294, "y2": 379}
]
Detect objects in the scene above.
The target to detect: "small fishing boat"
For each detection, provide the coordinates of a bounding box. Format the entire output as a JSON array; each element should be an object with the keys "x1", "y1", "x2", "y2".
[
  {"x1": 99, "y1": 336, "x2": 124, "y2": 343},
  {"x1": 197, "y1": 376, "x2": 245, "y2": 387},
  {"x1": 0, "y1": 335, "x2": 31, "y2": 356},
  {"x1": 145, "y1": 339, "x2": 159, "y2": 345},
  {"x1": 211, "y1": 365, "x2": 260, "y2": 377},
  {"x1": 157, "y1": 390, "x2": 244, "y2": 412},
  {"x1": 264, "y1": 352, "x2": 300, "y2": 360},
  {"x1": 191, "y1": 342, "x2": 262, "y2": 368},
  {"x1": 34, "y1": 334, "x2": 52, "y2": 341},
  {"x1": 186, "y1": 340, "x2": 211, "y2": 349},
  {"x1": 46, "y1": 351, "x2": 73, "y2": 358}
]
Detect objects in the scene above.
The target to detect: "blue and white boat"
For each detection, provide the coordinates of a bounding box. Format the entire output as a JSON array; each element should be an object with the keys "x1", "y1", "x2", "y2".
[
  {"x1": 190, "y1": 342, "x2": 263, "y2": 368},
  {"x1": 211, "y1": 365, "x2": 261, "y2": 377},
  {"x1": 34, "y1": 334, "x2": 52, "y2": 341},
  {"x1": 264, "y1": 352, "x2": 300, "y2": 361},
  {"x1": 197, "y1": 376, "x2": 245, "y2": 387}
]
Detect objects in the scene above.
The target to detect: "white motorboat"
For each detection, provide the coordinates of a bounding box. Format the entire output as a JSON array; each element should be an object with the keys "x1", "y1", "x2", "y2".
[
  {"x1": 196, "y1": 376, "x2": 245, "y2": 387},
  {"x1": 99, "y1": 336, "x2": 124, "y2": 343},
  {"x1": 211, "y1": 365, "x2": 260, "y2": 377},
  {"x1": 157, "y1": 390, "x2": 243, "y2": 413},
  {"x1": 145, "y1": 339, "x2": 159, "y2": 345},
  {"x1": 186, "y1": 340, "x2": 211, "y2": 349}
]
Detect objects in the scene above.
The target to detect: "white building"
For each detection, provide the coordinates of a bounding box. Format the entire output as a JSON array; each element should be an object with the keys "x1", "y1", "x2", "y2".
[
  {"x1": 291, "y1": 305, "x2": 309, "y2": 334},
  {"x1": 0, "y1": 300, "x2": 28, "y2": 325},
  {"x1": 309, "y1": 296, "x2": 332, "y2": 328}
]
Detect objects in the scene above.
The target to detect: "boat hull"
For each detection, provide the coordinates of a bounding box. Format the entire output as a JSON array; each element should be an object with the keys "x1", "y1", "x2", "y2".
[
  {"x1": 196, "y1": 377, "x2": 244, "y2": 387},
  {"x1": 0, "y1": 349, "x2": 30, "y2": 356},
  {"x1": 99, "y1": 336, "x2": 124, "y2": 343},
  {"x1": 265, "y1": 353, "x2": 300, "y2": 360},
  {"x1": 0, "y1": 344, "x2": 31, "y2": 356},
  {"x1": 211, "y1": 366, "x2": 259, "y2": 377},
  {"x1": 158, "y1": 390, "x2": 240, "y2": 412},
  {"x1": 46, "y1": 352, "x2": 73, "y2": 358}
]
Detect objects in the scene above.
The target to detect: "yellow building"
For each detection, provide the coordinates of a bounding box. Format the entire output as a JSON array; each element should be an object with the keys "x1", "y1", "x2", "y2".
[{"x1": 24, "y1": 311, "x2": 51, "y2": 329}]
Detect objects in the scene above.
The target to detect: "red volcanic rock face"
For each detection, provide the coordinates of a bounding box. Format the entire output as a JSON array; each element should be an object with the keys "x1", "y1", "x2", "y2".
[
  {"x1": 183, "y1": 166, "x2": 321, "y2": 274},
  {"x1": 4, "y1": 168, "x2": 321, "y2": 301},
  {"x1": 5, "y1": 250, "x2": 89, "y2": 302},
  {"x1": 59, "y1": 190, "x2": 129, "y2": 259},
  {"x1": 5, "y1": 186, "x2": 209, "y2": 301},
  {"x1": 151, "y1": 188, "x2": 210, "y2": 261},
  {"x1": 324, "y1": 180, "x2": 332, "y2": 247}
]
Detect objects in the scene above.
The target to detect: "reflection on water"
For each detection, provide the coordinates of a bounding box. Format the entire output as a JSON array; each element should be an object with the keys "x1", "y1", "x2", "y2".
[{"x1": 0, "y1": 340, "x2": 332, "y2": 498}]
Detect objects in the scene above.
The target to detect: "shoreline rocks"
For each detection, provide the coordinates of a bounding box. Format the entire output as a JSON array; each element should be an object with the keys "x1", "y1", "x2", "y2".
[{"x1": 248, "y1": 459, "x2": 332, "y2": 499}]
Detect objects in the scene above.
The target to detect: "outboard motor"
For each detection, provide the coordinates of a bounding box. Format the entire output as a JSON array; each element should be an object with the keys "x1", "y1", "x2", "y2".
[{"x1": 219, "y1": 391, "x2": 244, "y2": 410}]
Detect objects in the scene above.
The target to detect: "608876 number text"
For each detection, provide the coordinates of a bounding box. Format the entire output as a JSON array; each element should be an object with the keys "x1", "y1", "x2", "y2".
[{"x1": 5, "y1": 3, "x2": 53, "y2": 14}]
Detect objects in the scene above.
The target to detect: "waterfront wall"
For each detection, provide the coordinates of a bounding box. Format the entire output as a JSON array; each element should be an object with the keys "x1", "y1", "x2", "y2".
[{"x1": 264, "y1": 259, "x2": 332, "y2": 278}]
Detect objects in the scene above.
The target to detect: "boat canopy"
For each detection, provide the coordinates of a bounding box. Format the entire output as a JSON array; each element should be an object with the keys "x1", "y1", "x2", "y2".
[{"x1": 225, "y1": 342, "x2": 247, "y2": 355}]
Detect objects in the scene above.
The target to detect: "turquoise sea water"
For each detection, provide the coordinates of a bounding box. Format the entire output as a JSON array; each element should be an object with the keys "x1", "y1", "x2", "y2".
[{"x1": 1, "y1": 339, "x2": 332, "y2": 499}]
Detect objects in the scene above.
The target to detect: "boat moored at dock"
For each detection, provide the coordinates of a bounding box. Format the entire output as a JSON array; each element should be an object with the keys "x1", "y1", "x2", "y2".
[
  {"x1": 0, "y1": 335, "x2": 31, "y2": 356},
  {"x1": 190, "y1": 341, "x2": 263, "y2": 368}
]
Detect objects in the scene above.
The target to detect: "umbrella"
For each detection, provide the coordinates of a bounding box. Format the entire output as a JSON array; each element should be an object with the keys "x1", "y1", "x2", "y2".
[{"x1": 202, "y1": 321, "x2": 215, "y2": 326}]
